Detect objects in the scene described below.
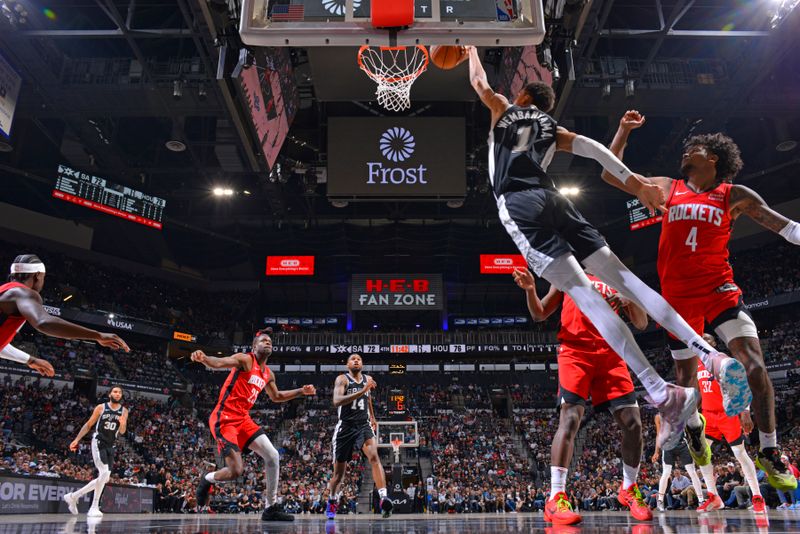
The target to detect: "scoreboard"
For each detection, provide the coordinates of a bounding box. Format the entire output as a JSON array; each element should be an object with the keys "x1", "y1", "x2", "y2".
[
  {"x1": 387, "y1": 388, "x2": 407, "y2": 419},
  {"x1": 52, "y1": 164, "x2": 166, "y2": 229},
  {"x1": 627, "y1": 198, "x2": 663, "y2": 231}
]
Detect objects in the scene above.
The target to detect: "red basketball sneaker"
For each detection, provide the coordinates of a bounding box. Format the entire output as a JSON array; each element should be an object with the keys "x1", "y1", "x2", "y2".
[
  {"x1": 618, "y1": 484, "x2": 653, "y2": 521},
  {"x1": 697, "y1": 493, "x2": 725, "y2": 512},
  {"x1": 544, "y1": 492, "x2": 582, "y2": 525}
]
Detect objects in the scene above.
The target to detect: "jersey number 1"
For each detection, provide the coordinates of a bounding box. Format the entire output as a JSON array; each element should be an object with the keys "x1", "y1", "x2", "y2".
[
  {"x1": 352, "y1": 398, "x2": 365, "y2": 411},
  {"x1": 685, "y1": 226, "x2": 698, "y2": 252}
]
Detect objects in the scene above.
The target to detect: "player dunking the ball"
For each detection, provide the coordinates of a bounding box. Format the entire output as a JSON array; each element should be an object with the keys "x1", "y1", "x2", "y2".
[
  {"x1": 0, "y1": 254, "x2": 130, "y2": 376},
  {"x1": 326, "y1": 354, "x2": 393, "y2": 519},
  {"x1": 514, "y1": 267, "x2": 652, "y2": 525},
  {"x1": 466, "y1": 47, "x2": 749, "y2": 449},
  {"x1": 193, "y1": 329, "x2": 316, "y2": 522},
  {"x1": 63, "y1": 386, "x2": 129, "y2": 517},
  {"x1": 606, "y1": 110, "x2": 798, "y2": 492}
]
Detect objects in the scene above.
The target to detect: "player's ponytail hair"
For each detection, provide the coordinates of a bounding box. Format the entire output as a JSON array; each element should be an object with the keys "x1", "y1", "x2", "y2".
[
  {"x1": 523, "y1": 82, "x2": 556, "y2": 113},
  {"x1": 253, "y1": 327, "x2": 273, "y2": 344},
  {"x1": 8, "y1": 254, "x2": 43, "y2": 283},
  {"x1": 683, "y1": 133, "x2": 743, "y2": 183}
]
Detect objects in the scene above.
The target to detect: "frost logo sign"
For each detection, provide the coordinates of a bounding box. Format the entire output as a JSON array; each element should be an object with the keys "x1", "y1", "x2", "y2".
[{"x1": 367, "y1": 127, "x2": 428, "y2": 186}]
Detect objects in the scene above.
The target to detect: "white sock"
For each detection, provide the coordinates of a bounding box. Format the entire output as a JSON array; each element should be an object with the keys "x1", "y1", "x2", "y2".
[
  {"x1": 759, "y1": 430, "x2": 777, "y2": 450},
  {"x1": 638, "y1": 368, "x2": 669, "y2": 405},
  {"x1": 205, "y1": 472, "x2": 216, "y2": 483},
  {"x1": 659, "y1": 462, "x2": 671, "y2": 499},
  {"x1": 378, "y1": 487, "x2": 387, "y2": 499},
  {"x1": 581, "y1": 247, "x2": 719, "y2": 366},
  {"x1": 687, "y1": 411, "x2": 702, "y2": 429},
  {"x1": 685, "y1": 464, "x2": 704, "y2": 503},
  {"x1": 550, "y1": 466, "x2": 568, "y2": 499},
  {"x1": 623, "y1": 463, "x2": 639, "y2": 489},
  {"x1": 699, "y1": 463, "x2": 716, "y2": 495},
  {"x1": 732, "y1": 443, "x2": 762, "y2": 497}
]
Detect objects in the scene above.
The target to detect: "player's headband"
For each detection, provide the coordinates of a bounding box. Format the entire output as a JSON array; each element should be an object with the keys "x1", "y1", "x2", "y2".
[{"x1": 10, "y1": 262, "x2": 46, "y2": 274}]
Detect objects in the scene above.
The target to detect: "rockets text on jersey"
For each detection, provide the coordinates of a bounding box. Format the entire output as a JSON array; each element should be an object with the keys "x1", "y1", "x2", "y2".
[{"x1": 658, "y1": 180, "x2": 735, "y2": 297}]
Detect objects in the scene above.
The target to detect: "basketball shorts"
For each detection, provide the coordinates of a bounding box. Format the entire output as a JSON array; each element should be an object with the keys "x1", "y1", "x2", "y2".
[
  {"x1": 662, "y1": 440, "x2": 693, "y2": 466},
  {"x1": 209, "y1": 414, "x2": 265, "y2": 458},
  {"x1": 557, "y1": 343, "x2": 637, "y2": 412},
  {"x1": 704, "y1": 409, "x2": 744, "y2": 446},
  {"x1": 664, "y1": 285, "x2": 756, "y2": 353},
  {"x1": 91, "y1": 437, "x2": 115, "y2": 470},
  {"x1": 332, "y1": 422, "x2": 375, "y2": 463},
  {"x1": 497, "y1": 187, "x2": 607, "y2": 276}
]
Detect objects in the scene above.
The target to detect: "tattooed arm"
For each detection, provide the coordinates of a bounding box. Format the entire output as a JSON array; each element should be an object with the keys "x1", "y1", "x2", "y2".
[{"x1": 729, "y1": 185, "x2": 799, "y2": 242}]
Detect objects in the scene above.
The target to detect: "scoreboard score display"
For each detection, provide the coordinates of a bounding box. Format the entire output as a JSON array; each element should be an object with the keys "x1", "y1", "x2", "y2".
[
  {"x1": 350, "y1": 274, "x2": 443, "y2": 310},
  {"x1": 52, "y1": 164, "x2": 166, "y2": 229},
  {"x1": 627, "y1": 198, "x2": 663, "y2": 231}
]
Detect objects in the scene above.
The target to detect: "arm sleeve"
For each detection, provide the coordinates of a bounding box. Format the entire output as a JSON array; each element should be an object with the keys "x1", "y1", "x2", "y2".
[
  {"x1": 570, "y1": 135, "x2": 634, "y2": 184},
  {"x1": 0, "y1": 344, "x2": 31, "y2": 364}
]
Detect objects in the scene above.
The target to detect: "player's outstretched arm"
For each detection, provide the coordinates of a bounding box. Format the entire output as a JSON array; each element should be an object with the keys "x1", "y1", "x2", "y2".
[
  {"x1": 264, "y1": 373, "x2": 316, "y2": 403},
  {"x1": 69, "y1": 404, "x2": 103, "y2": 451},
  {"x1": 0, "y1": 343, "x2": 55, "y2": 377},
  {"x1": 190, "y1": 350, "x2": 251, "y2": 370},
  {"x1": 555, "y1": 126, "x2": 666, "y2": 215},
  {"x1": 730, "y1": 185, "x2": 800, "y2": 244},
  {"x1": 11, "y1": 287, "x2": 130, "y2": 351},
  {"x1": 601, "y1": 111, "x2": 672, "y2": 198},
  {"x1": 512, "y1": 267, "x2": 563, "y2": 321},
  {"x1": 332, "y1": 374, "x2": 375, "y2": 408},
  {"x1": 466, "y1": 46, "x2": 510, "y2": 125}
]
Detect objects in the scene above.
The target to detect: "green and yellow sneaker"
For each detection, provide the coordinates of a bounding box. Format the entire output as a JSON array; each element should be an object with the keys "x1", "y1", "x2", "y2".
[
  {"x1": 684, "y1": 413, "x2": 712, "y2": 467},
  {"x1": 756, "y1": 447, "x2": 798, "y2": 492}
]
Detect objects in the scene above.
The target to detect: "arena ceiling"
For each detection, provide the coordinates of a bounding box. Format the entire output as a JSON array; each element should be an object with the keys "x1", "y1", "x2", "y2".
[{"x1": 0, "y1": 0, "x2": 798, "y2": 276}]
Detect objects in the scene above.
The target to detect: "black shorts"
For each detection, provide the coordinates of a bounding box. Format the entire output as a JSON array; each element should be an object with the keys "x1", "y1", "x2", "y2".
[
  {"x1": 91, "y1": 437, "x2": 115, "y2": 470},
  {"x1": 332, "y1": 422, "x2": 375, "y2": 463},
  {"x1": 497, "y1": 187, "x2": 607, "y2": 276},
  {"x1": 662, "y1": 440, "x2": 692, "y2": 466}
]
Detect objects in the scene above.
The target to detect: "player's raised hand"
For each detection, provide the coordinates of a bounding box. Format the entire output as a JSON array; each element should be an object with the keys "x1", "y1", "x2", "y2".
[
  {"x1": 27, "y1": 356, "x2": 55, "y2": 377},
  {"x1": 634, "y1": 177, "x2": 667, "y2": 215},
  {"x1": 620, "y1": 110, "x2": 645, "y2": 131},
  {"x1": 512, "y1": 267, "x2": 535, "y2": 291},
  {"x1": 98, "y1": 332, "x2": 130, "y2": 352},
  {"x1": 190, "y1": 350, "x2": 208, "y2": 365},
  {"x1": 366, "y1": 377, "x2": 377, "y2": 391},
  {"x1": 302, "y1": 384, "x2": 317, "y2": 396}
]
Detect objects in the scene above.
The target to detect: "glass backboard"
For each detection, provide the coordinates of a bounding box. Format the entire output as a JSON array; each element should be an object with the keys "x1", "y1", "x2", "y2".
[{"x1": 240, "y1": 0, "x2": 545, "y2": 47}]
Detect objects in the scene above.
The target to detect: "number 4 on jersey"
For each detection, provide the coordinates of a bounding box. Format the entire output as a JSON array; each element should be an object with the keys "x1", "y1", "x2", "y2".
[
  {"x1": 351, "y1": 398, "x2": 366, "y2": 411},
  {"x1": 685, "y1": 226, "x2": 698, "y2": 252}
]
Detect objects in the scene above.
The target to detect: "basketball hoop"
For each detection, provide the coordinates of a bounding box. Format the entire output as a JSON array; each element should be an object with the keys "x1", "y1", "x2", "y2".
[
  {"x1": 357, "y1": 45, "x2": 429, "y2": 112},
  {"x1": 390, "y1": 437, "x2": 403, "y2": 463}
]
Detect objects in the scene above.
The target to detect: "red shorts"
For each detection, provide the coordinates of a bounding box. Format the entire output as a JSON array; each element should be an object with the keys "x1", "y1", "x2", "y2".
[
  {"x1": 704, "y1": 409, "x2": 743, "y2": 445},
  {"x1": 557, "y1": 343, "x2": 636, "y2": 411},
  {"x1": 209, "y1": 413, "x2": 264, "y2": 457},
  {"x1": 663, "y1": 286, "x2": 743, "y2": 339}
]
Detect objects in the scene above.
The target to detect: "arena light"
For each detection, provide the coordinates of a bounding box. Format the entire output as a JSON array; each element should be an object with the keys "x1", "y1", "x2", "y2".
[
  {"x1": 63, "y1": 294, "x2": 73, "y2": 302},
  {"x1": 559, "y1": 187, "x2": 581, "y2": 197},
  {"x1": 108, "y1": 313, "x2": 115, "y2": 319},
  {"x1": 769, "y1": 0, "x2": 800, "y2": 28},
  {"x1": 212, "y1": 187, "x2": 235, "y2": 197}
]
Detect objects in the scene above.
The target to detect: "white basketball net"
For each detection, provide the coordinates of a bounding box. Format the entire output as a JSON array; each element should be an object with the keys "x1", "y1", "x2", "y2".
[{"x1": 358, "y1": 45, "x2": 429, "y2": 112}]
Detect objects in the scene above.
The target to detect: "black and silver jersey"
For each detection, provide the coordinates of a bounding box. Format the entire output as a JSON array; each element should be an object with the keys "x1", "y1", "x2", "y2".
[
  {"x1": 93, "y1": 403, "x2": 123, "y2": 446},
  {"x1": 488, "y1": 105, "x2": 559, "y2": 196},
  {"x1": 337, "y1": 374, "x2": 370, "y2": 426}
]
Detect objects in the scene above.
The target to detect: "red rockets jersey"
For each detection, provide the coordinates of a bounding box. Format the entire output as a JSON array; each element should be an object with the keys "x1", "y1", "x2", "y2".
[
  {"x1": 558, "y1": 275, "x2": 621, "y2": 346},
  {"x1": 697, "y1": 361, "x2": 724, "y2": 413},
  {"x1": 0, "y1": 282, "x2": 28, "y2": 351},
  {"x1": 658, "y1": 180, "x2": 735, "y2": 297},
  {"x1": 212, "y1": 353, "x2": 271, "y2": 420}
]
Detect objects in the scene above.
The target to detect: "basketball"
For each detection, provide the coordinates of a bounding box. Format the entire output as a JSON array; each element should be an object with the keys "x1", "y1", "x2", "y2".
[{"x1": 430, "y1": 45, "x2": 468, "y2": 70}]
